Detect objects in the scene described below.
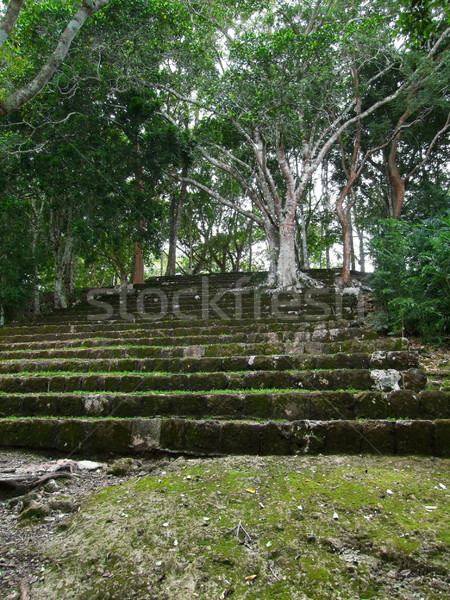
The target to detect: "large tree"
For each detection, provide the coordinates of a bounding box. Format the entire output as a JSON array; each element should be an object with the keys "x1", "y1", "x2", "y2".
[{"x1": 162, "y1": 0, "x2": 449, "y2": 288}]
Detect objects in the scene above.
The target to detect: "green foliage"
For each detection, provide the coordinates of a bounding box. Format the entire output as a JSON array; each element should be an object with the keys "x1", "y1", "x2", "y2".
[
  {"x1": 370, "y1": 213, "x2": 450, "y2": 343},
  {"x1": 0, "y1": 197, "x2": 34, "y2": 321}
]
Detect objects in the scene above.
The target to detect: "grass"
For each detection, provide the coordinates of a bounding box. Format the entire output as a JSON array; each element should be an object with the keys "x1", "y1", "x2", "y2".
[{"x1": 0, "y1": 388, "x2": 364, "y2": 396}]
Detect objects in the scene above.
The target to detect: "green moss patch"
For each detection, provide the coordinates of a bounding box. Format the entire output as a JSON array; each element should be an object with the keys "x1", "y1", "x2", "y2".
[{"x1": 30, "y1": 455, "x2": 450, "y2": 600}]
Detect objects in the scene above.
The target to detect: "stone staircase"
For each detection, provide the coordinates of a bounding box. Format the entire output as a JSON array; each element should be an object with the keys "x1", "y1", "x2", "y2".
[{"x1": 0, "y1": 271, "x2": 448, "y2": 457}]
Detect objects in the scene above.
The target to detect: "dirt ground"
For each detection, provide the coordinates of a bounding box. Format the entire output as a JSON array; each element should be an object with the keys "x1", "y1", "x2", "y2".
[{"x1": 0, "y1": 450, "x2": 449, "y2": 600}]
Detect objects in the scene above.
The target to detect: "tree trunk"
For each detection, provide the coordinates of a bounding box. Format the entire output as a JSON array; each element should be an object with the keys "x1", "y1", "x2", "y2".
[
  {"x1": 349, "y1": 209, "x2": 356, "y2": 272},
  {"x1": 298, "y1": 202, "x2": 310, "y2": 269},
  {"x1": 54, "y1": 234, "x2": 74, "y2": 309},
  {"x1": 353, "y1": 206, "x2": 365, "y2": 273},
  {"x1": 265, "y1": 221, "x2": 280, "y2": 286},
  {"x1": 387, "y1": 153, "x2": 406, "y2": 219},
  {"x1": 166, "y1": 175, "x2": 187, "y2": 276},
  {"x1": 337, "y1": 205, "x2": 352, "y2": 283},
  {"x1": 132, "y1": 241, "x2": 145, "y2": 284},
  {"x1": 276, "y1": 217, "x2": 299, "y2": 288}
]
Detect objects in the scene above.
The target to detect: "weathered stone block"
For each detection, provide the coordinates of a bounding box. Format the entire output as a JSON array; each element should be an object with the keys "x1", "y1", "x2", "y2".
[
  {"x1": 355, "y1": 392, "x2": 388, "y2": 419},
  {"x1": 387, "y1": 390, "x2": 421, "y2": 418},
  {"x1": 419, "y1": 391, "x2": 450, "y2": 419},
  {"x1": 208, "y1": 393, "x2": 243, "y2": 417},
  {"x1": 395, "y1": 420, "x2": 434, "y2": 455},
  {"x1": 220, "y1": 422, "x2": 264, "y2": 454},
  {"x1": 359, "y1": 420, "x2": 395, "y2": 454},
  {"x1": 261, "y1": 422, "x2": 293, "y2": 455},
  {"x1": 160, "y1": 418, "x2": 185, "y2": 451},
  {"x1": 184, "y1": 420, "x2": 222, "y2": 453},
  {"x1": 323, "y1": 420, "x2": 363, "y2": 453},
  {"x1": 402, "y1": 368, "x2": 427, "y2": 392},
  {"x1": 435, "y1": 419, "x2": 450, "y2": 457}
]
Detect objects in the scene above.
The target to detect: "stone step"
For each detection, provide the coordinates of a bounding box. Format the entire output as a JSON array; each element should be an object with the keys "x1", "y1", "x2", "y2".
[
  {"x1": 0, "y1": 317, "x2": 362, "y2": 340},
  {"x1": 0, "y1": 390, "x2": 446, "y2": 421},
  {"x1": 0, "y1": 325, "x2": 380, "y2": 348},
  {"x1": 0, "y1": 416, "x2": 446, "y2": 456},
  {"x1": 0, "y1": 336, "x2": 409, "y2": 357},
  {"x1": 0, "y1": 367, "x2": 426, "y2": 394},
  {"x1": 0, "y1": 351, "x2": 419, "y2": 375},
  {"x1": 20, "y1": 305, "x2": 360, "y2": 326}
]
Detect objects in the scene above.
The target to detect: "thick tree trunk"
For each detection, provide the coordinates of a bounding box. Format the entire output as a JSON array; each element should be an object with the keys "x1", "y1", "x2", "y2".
[
  {"x1": 276, "y1": 218, "x2": 299, "y2": 288},
  {"x1": 265, "y1": 221, "x2": 280, "y2": 286}
]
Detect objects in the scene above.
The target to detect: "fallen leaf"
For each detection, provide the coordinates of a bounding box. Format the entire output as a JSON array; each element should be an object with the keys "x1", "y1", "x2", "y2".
[
  {"x1": 245, "y1": 574, "x2": 257, "y2": 581},
  {"x1": 246, "y1": 488, "x2": 256, "y2": 494}
]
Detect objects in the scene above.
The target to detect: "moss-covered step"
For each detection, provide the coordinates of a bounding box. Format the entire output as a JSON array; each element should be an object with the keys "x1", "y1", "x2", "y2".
[
  {"x1": 0, "y1": 326, "x2": 384, "y2": 352},
  {"x1": 0, "y1": 417, "x2": 447, "y2": 456},
  {"x1": 0, "y1": 315, "x2": 362, "y2": 339},
  {"x1": 0, "y1": 351, "x2": 419, "y2": 375},
  {"x1": 0, "y1": 367, "x2": 427, "y2": 395},
  {"x1": 0, "y1": 335, "x2": 410, "y2": 357},
  {"x1": 2, "y1": 389, "x2": 446, "y2": 420}
]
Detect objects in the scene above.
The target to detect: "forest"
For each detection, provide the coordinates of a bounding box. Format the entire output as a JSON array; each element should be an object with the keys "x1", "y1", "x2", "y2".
[{"x1": 0, "y1": 0, "x2": 449, "y2": 340}]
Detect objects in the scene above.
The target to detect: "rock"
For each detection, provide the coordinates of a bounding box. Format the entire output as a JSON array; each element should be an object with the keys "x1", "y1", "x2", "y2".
[
  {"x1": 44, "y1": 479, "x2": 59, "y2": 493},
  {"x1": 76, "y1": 460, "x2": 103, "y2": 471},
  {"x1": 107, "y1": 458, "x2": 137, "y2": 477},
  {"x1": 19, "y1": 500, "x2": 50, "y2": 521},
  {"x1": 49, "y1": 496, "x2": 77, "y2": 513},
  {"x1": 370, "y1": 369, "x2": 401, "y2": 392},
  {"x1": 183, "y1": 345, "x2": 206, "y2": 358}
]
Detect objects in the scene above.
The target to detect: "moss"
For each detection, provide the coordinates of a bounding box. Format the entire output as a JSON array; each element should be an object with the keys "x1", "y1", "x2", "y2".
[{"x1": 30, "y1": 455, "x2": 450, "y2": 600}]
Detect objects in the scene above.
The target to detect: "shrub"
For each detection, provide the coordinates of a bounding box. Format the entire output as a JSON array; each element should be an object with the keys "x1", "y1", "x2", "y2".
[{"x1": 369, "y1": 213, "x2": 450, "y2": 343}]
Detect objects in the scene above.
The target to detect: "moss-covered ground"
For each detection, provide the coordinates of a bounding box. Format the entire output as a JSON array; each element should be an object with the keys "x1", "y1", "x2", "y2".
[{"x1": 29, "y1": 455, "x2": 449, "y2": 600}]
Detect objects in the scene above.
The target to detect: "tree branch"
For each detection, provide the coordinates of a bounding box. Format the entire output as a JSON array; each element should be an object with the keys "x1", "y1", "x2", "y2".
[
  {"x1": 405, "y1": 112, "x2": 450, "y2": 183},
  {"x1": 0, "y1": 0, "x2": 111, "y2": 116},
  {"x1": 180, "y1": 175, "x2": 264, "y2": 227},
  {"x1": 0, "y1": 0, "x2": 25, "y2": 51}
]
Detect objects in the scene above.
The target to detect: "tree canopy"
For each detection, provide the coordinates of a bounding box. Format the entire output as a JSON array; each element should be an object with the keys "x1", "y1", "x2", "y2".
[{"x1": 0, "y1": 0, "x2": 448, "y2": 327}]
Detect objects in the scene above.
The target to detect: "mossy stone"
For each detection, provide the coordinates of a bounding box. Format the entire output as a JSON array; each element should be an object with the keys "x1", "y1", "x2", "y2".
[
  {"x1": 183, "y1": 420, "x2": 222, "y2": 454},
  {"x1": 402, "y1": 368, "x2": 427, "y2": 392},
  {"x1": 309, "y1": 392, "x2": 354, "y2": 420},
  {"x1": 207, "y1": 393, "x2": 243, "y2": 418},
  {"x1": 359, "y1": 420, "x2": 395, "y2": 454},
  {"x1": 160, "y1": 418, "x2": 186, "y2": 451},
  {"x1": 355, "y1": 392, "x2": 388, "y2": 419},
  {"x1": 419, "y1": 391, "x2": 450, "y2": 419},
  {"x1": 387, "y1": 390, "x2": 421, "y2": 418},
  {"x1": 271, "y1": 393, "x2": 308, "y2": 420},
  {"x1": 57, "y1": 419, "x2": 90, "y2": 453},
  {"x1": 19, "y1": 501, "x2": 50, "y2": 522},
  {"x1": 435, "y1": 419, "x2": 450, "y2": 457},
  {"x1": 395, "y1": 420, "x2": 435, "y2": 455},
  {"x1": 323, "y1": 420, "x2": 363, "y2": 454},
  {"x1": 220, "y1": 422, "x2": 263, "y2": 454}
]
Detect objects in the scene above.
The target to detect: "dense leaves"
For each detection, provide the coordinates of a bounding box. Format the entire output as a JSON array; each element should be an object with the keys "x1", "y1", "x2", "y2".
[{"x1": 370, "y1": 213, "x2": 450, "y2": 342}]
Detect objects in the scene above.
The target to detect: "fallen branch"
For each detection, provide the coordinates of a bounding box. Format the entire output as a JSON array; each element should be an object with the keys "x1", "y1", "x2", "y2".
[
  {"x1": 225, "y1": 520, "x2": 253, "y2": 545},
  {"x1": 0, "y1": 466, "x2": 73, "y2": 499}
]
